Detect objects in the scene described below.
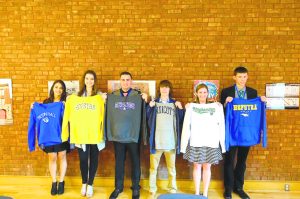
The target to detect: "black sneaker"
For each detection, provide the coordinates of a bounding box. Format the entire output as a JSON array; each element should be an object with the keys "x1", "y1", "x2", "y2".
[
  {"x1": 223, "y1": 190, "x2": 232, "y2": 199},
  {"x1": 132, "y1": 189, "x2": 140, "y2": 199},
  {"x1": 109, "y1": 188, "x2": 123, "y2": 199},
  {"x1": 233, "y1": 189, "x2": 250, "y2": 199},
  {"x1": 57, "y1": 181, "x2": 65, "y2": 195},
  {"x1": 51, "y1": 182, "x2": 57, "y2": 195}
]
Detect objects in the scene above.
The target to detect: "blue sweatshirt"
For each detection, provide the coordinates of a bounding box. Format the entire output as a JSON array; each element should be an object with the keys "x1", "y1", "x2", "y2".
[
  {"x1": 28, "y1": 102, "x2": 64, "y2": 152},
  {"x1": 225, "y1": 97, "x2": 267, "y2": 151}
]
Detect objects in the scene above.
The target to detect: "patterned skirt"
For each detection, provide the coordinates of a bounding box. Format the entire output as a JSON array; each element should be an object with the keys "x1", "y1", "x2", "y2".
[{"x1": 183, "y1": 145, "x2": 223, "y2": 165}]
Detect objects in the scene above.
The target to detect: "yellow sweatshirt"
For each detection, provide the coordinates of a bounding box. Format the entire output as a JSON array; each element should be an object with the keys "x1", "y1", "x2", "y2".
[{"x1": 61, "y1": 95, "x2": 105, "y2": 144}]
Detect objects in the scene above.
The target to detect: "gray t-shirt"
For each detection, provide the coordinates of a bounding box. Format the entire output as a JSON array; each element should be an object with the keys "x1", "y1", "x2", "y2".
[{"x1": 155, "y1": 103, "x2": 176, "y2": 150}]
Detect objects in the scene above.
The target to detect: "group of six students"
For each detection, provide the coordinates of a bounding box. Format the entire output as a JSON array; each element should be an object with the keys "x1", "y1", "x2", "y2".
[{"x1": 29, "y1": 66, "x2": 265, "y2": 199}]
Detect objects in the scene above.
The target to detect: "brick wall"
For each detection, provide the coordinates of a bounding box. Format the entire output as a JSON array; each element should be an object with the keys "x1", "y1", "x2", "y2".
[{"x1": 0, "y1": 0, "x2": 299, "y2": 181}]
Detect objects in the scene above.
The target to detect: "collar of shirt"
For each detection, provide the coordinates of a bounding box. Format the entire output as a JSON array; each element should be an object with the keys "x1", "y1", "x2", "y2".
[
  {"x1": 120, "y1": 88, "x2": 132, "y2": 97},
  {"x1": 159, "y1": 98, "x2": 170, "y2": 103},
  {"x1": 235, "y1": 85, "x2": 246, "y2": 99}
]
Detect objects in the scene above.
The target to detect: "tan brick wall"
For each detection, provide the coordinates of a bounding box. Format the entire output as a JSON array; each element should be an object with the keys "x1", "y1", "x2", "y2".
[{"x1": 0, "y1": 0, "x2": 299, "y2": 181}]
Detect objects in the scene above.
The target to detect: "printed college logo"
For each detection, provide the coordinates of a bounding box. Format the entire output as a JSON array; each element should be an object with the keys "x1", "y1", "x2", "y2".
[
  {"x1": 42, "y1": 117, "x2": 49, "y2": 123},
  {"x1": 233, "y1": 104, "x2": 257, "y2": 111},
  {"x1": 37, "y1": 112, "x2": 56, "y2": 123},
  {"x1": 233, "y1": 104, "x2": 257, "y2": 117},
  {"x1": 75, "y1": 103, "x2": 96, "y2": 111},
  {"x1": 115, "y1": 102, "x2": 136, "y2": 110},
  {"x1": 156, "y1": 105, "x2": 175, "y2": 115},
  {"x1": 193, "y1": 107, "x2": 215, "y2": 115}
]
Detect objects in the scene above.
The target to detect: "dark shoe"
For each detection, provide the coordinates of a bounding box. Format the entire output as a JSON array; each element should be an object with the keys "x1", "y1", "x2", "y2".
[
  {"x1": 132, "y1": 189, "x2": 140, "y2": 199},
  {"x1": 223, "y1": 190, "x2": 232, "y2": 199},
  {"x1": 51, "y1": 182, "x2": 57, "y2": 195},
  {"x1": 57, "y1": 181, "x2": 65, "y2": 195},
  {"x1": 109, "y1": 189, "x2": 123, "y2": 199},
  {"x1": 233, "y1": 189, "x2": 250, "y2": 199}
]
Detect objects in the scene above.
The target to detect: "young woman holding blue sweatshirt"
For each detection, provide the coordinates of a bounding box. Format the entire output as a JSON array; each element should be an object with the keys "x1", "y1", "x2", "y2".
[{"x1": 28, "y1": 80, "x2": 69, "y2": 195}]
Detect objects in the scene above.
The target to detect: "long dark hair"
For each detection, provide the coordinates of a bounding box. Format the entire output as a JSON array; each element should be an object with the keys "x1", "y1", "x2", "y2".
[
  {"x1": 78, "y1": 70, "x2": 98, "y2": 96},
  {"x1": 195, "y1": 83, "x2": 209, "y2": 103},
  {"x1": 43, "y1": 80, "x2": 67, "y2": 104}
]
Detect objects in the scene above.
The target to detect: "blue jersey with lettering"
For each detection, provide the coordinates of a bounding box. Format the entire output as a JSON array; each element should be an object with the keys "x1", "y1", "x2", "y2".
[
  {"x1": 225, "y1": 97, "x2": 267, "y2": 150},
  {"x1": 28, "y1": 102, "x2": 64, "y2": 152}
]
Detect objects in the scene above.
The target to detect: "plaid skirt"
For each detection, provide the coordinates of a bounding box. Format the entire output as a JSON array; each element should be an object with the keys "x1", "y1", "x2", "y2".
[{"x1": 183, "y1": 145, "x2": 222, "y2": 165}]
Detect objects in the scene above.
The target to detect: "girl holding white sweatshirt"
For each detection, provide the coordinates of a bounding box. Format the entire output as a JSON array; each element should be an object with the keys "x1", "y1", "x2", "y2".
[{"x1": 181, "y1": 83, "x2": 225, "y2": 198}]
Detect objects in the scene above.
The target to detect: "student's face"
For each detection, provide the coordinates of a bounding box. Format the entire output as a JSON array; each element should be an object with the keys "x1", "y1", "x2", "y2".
[
  {"x1": 160, "y1": 86, "x2": 170, "y2": 97},
  {"x1": 85, "y1": 73, "x2": 95, "y2": 89},
  {"x1": 53, "y1": 82, "x2": 63, "y2": 98},
  {"x1": 120, "y1": 74, "x2": 132, "y2": 91},
  {"x1": 196, "y1": 87, "x2": 208, "y2": 103},
  {"x1": 233, "y1": 72, "x2": 248, "y2": 88}
]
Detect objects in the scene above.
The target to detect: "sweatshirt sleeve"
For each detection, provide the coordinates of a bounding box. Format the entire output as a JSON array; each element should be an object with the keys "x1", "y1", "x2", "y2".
[
  {"x1": 146, "y1": 104, "x2": 155, "y2": 130},
  {"x1": 28, "y1": 106, "x2": 36, "y2": 152},
  {"x1": 61, "y1": 98, "x2": 70, "y2": 142},
  {"x1": 100, "y1": 97, "x2": 105, "y2": 141},
  {"x1": 218, "y1": 104, "x2": 226, "y2": 153},
  {"x1": 141, "y1": 100, "x2": 148, "y2": 145},
  {"x1": 180, "y1": 106, "x2": 192, "y2": 153},
  {"x1": 225, "y1": 101, "x2": 232, "y2": 151},
  {"x1": 261, "y1": 101, "x2": 267, "y2": 148}
]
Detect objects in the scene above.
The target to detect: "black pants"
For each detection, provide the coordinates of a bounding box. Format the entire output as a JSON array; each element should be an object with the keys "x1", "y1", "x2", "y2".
[
  {"x1": 224, "y1": 146, "x2": 250, "y2": 192},
  {"x1": 113, "y1": 142, "x2": 141, "y2": 190},
  {"x1": 77, "y1": 144, "x2": 99, "y2": 185}
]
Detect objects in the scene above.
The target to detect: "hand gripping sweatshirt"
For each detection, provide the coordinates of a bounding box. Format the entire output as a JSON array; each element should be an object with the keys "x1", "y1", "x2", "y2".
[
  {"x1": 28, "y1": 102, "x2": 64, "y2": 152},
  {"x1": 225, "y1": 97, "x2": 267, "y2": 151},
  {"x1": 61, "y1": 95, "x2": 105, "y2": 144},
  {"x1": 181, "y1": 102, "x2": 226, "y2": 153}
]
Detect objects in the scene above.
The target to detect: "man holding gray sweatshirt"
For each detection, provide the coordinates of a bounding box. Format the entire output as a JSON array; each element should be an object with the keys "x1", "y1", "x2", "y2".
[{"x1": 106, "y1": 71, "x2": 148, "y2": 199}]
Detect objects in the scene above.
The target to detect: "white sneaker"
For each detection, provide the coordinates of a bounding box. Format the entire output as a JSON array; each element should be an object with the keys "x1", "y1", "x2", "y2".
[
  {"x1": 81, "y1": 184, "x2": 87, "y2": 196},
  {"x1": 86, "y1": 185, "x2": 93, "y2": 198},
  {"x1": 169, "y1": 189, "x2": 177, "y2": 194}
]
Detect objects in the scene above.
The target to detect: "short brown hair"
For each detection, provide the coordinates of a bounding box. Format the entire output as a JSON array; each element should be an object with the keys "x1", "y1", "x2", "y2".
[
  {"x1": 120, "y1": 71, "x2": 132, "y2": 79},
  {"x1": 234, "y1": 66, "x2": 248, "y2": 75},
  {"x1": 158, "y1": 80, "x2": 173, "y2": 98}
]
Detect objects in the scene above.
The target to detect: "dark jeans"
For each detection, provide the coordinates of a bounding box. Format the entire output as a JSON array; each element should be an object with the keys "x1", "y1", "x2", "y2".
[
  {"x1": 113, "y1": 142, "x2": 141, "y2": 190},
  {"x1": 77, "y1": 144, "x2": 99, "y2": 185},
  {"x1": 224, "y1": 146, "x2": 250, "y2": 192}
]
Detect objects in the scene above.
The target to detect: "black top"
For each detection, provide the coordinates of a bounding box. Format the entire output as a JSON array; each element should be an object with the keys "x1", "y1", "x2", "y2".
[{"x1": 220, "y1": 85, "x2": 258, "y2": 106}]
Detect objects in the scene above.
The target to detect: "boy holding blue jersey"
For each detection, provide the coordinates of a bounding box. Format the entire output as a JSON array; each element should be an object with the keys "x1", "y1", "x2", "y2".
[{"x1": 221, "y1": 66, "x2": 266, "y2": 199}]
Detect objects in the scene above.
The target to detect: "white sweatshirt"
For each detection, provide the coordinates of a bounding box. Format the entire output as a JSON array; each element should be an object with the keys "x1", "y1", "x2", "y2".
[{"x1": 181, "y1": 102, "x2": 225, "y2": 153}]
